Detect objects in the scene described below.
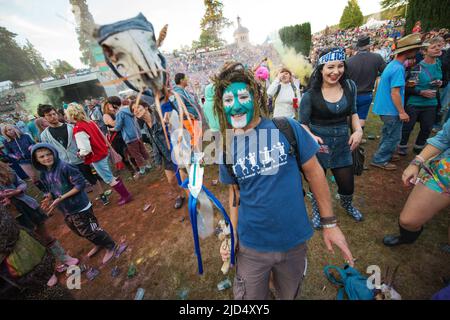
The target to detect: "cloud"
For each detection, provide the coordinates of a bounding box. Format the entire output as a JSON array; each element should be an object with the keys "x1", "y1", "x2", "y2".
[{"x1": 0, "y1": 14, "x2": 65, "y2": 38}]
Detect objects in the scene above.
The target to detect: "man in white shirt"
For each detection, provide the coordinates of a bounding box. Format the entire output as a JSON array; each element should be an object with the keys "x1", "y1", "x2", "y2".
[{"x1": 267, "y1": 68, "x2": 300, "y2": 118}]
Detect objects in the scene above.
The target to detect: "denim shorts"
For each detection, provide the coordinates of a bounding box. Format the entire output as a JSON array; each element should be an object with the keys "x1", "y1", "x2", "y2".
[
  {"x1": 91, "y1": 156, "x2": 114, "y2": 184},
  {"x1": 311, "y1": 123, "x2": 352, "y2": 169},
  {"x1": 356, "y1": 93, "x2": 373, "y2": 120}
]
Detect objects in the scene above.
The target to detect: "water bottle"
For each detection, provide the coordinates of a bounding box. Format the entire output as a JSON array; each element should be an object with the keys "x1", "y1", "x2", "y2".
[{"x1": 197, "y1": 191, "x2": 214, "y2": 239}]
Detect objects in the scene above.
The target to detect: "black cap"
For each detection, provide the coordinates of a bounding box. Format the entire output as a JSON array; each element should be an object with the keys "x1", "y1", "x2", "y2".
[{"x1": 357, "y1": 36, "x2": 370, "y2": 48}]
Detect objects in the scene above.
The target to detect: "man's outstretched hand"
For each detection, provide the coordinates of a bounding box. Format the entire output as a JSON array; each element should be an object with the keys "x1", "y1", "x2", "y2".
[{"x1": 323, "y1": 226, "x2": 354, "y2": 267}]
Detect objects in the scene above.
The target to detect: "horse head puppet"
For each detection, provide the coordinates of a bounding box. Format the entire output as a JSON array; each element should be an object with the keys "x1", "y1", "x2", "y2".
[{"x1": 93, "y1": 13, "x2": 168, "y2": 96}]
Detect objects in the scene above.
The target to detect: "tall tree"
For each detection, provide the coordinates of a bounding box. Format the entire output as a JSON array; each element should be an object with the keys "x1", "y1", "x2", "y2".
[
  {"x1": 50, "y1": 59, "x2": 75, "y2": 78},
  {"x1": 193, "y1": 0, "x2": 231, "y2": 49},
  {"x1": 22, "y1": 40, "x2": 51, "y2": 79},
  {"x1": 339, "y1": 0, "x2": 364, "y2": 30},
  {"x1": 0, "y1": 26, "x2": 36, "y2": 82},
  {"x1": 381, "y1": 0, "x2": 408, "y2": 9},
  {"x1": 69, "y1": 0, "x2": 96, "y2": 67},
  {"x1": 279, "y1": 23, "x2": 312, "y2": 57},
  {"x1": 405, "y1": 0, "x2": 450, "y2": 34}
]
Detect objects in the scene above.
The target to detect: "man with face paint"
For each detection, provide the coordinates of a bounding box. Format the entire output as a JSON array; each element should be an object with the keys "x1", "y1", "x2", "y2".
[
  {"x1": 222, "y1": 82, "x2": 255, "y2": 129},
  {"x1": 213, "y1": 62, "x2": 354, "y2": 300}
]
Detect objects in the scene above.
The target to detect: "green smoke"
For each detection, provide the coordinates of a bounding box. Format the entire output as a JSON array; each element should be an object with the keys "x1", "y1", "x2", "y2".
[{"x1": 269, "y1": 32, "x2": 313, "y2": 85}]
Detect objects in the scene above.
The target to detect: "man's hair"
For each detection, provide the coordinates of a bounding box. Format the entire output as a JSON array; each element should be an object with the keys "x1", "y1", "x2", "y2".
[
  {"x1": 37, "y1": 104, "x2": 56, "y2": 117},
  {"x1": 106, "y1": 96, "x2": 122, "y2": 107},
  {"x1": 174, "y1": 73, "x2": 186, "y2": 85}
]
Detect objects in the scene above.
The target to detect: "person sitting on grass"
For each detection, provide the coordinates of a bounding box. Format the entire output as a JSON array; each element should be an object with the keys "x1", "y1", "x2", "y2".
[{"x1": 31, "y1": 143, "x2": 117, "y2": 264}]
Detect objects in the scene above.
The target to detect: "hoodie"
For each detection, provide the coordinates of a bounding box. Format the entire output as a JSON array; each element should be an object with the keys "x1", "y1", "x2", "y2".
[
  {"x1": 31, "y1": 143, "x2": 90, "y2": 216},
  {"x1": 3, "y1": 134, "x2": 35, "y2": 164},
  {"x1": 201, "y1": 84, "x2": 220, "y2": 132},
  {"x1": 40, "y1": 123, "x2": 83, "y2": 165},
  {"x1": 114, "y1": 106, "x2": 142, "y2": 144}
]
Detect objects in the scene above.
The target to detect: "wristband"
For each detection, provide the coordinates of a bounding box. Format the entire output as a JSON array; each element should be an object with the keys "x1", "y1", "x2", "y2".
[
  {"x1": 410, "y1": 157, "x2": 424, "y2": 167},
  {"x1": 320, "y1": 216, "x2": 337, "y2": 224},
  {"x1": 322, "y1": 223, "x2": 337, "y2": 229},
  {"x1": 415, "y1": 155, "x2": 425, "y2": 163}
]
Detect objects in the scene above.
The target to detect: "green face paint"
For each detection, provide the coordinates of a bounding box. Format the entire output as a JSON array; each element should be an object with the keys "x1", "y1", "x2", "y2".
[{"x1": 222, "y1": 82, "x2": 254, "y2": 129}]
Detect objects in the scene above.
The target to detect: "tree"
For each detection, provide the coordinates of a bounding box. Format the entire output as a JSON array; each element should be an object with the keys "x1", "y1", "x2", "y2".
[
  {"x1": 339, "y1": 0, "x2": 364, "y2": 30},
  {"x1": 51, "y1": 60, "x2": 75, "y2": 78},
  {"x1": 22, "y1": 40, "x2": 51, "y2": 79},
  {"x1": 405, "y1": 0, "x2": 450, "y2": 34},
  {"x1": 0, "y1": 26, "x2": 38, "y2": 82},
  {"x1": 279, "y1": 23, "x2": 312, "y2": 57},
  {"x1": 70, "y1": 0, "x2": 96, "y2": 67},
  {"x1": 194, "y1": 0, "x2": 231, "y2": 49},
  {"x1": 381, "y1": 0, "x2": 408, "y2": 9}
]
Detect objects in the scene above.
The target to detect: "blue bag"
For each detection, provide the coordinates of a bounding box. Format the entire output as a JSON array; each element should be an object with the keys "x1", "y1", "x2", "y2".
[{"x1": 324, "y1": 264, "x2": 374, "y2": 300}]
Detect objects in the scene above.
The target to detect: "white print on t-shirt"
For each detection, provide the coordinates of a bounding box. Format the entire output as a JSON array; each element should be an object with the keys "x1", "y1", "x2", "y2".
[
  {"x1": 234, "y1": 142, "x2": 289, "y2": 180},
  {"x1": 259, "y1": 146, "x2": 276, "y2": 167},
  {"x1": 273, "y1": 142, "x2": 288, "y2": 161},
  {"x1": 233, "y1": 157, "x2": 249, "y2": 176},
  {"x1": 247, "y1": 152, "x2": 260, "y2": 173}
]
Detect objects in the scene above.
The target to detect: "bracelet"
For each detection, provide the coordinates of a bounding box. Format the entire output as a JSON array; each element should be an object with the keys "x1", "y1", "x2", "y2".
[
  {"x1": 410, "y1": 158, "x2": 423, "y2": 167},
  {"x1": 322, "y1": 223, "x2": 338, "y2": 229},
  {"x1": 415, "y1": 155, "x2": 425, "y2": 163},
  {"x1": 320, "y1": 216, "x2": 337, "y2": 224}
]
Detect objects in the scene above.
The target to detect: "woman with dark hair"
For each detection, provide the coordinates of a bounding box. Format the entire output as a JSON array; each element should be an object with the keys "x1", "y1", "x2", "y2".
[
  {"x1": 300, "y1": 48, "x2": 364, "y2": 229},
  {"x1": 102, "y1": 97, "x2": 139, "y2": 178},
  {"x1": 130, "y1": 99, "x2": 186, "y2": 209}
]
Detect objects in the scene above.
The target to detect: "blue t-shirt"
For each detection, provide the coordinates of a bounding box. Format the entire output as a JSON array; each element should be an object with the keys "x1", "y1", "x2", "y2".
[
  {"x1": 219, "y1": 118, "x2": 319, "y2": 252},
  {"x1": 373, "y1": 60, "x2": 405, "y2": 116}
]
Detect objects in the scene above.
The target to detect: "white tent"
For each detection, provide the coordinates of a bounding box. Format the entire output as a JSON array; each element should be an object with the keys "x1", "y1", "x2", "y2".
[
  {"x1": 361, "y1": 18, "x2": 388, "y2": 30},
  {"x1": 0, "y1": 80, "x2": 14, "y2": 92}
]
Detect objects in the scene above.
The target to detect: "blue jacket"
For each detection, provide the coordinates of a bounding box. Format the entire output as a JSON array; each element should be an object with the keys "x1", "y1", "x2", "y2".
[
  {"x1": 114, "y1": 106, "x2": 142, "y2": 144},
  {"x1": 31, "y1": 143, "x2": 90, "y2": 216},
  {"x1": 4, "y1": 134, "x2": 35, "y2": 164}
]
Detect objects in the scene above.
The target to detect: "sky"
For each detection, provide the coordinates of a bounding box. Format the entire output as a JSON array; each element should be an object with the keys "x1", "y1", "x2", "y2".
[{"x1": 0, "y1": 0, "x2": 383, "y2": 68}]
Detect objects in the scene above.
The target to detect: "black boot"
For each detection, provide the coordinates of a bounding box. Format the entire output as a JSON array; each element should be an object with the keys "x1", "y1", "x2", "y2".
[{"x1": 383, "y1": 223, "x2": 423, "y2": 247}]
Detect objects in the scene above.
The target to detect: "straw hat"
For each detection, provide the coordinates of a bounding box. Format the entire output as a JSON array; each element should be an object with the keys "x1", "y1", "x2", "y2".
[{"x1": 393, "y1": 33, "x2": 428, "y2": 55}]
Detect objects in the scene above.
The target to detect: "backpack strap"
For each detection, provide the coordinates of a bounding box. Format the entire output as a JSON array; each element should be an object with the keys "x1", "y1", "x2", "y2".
[
  {"x1": 344, "y1": 79, "x2": 356, "y2": 117},
  {"x1": 272, "y1": 117, "x2": 302, "y2": 173},
  {"x1": 273, "y1": 82, "x2": 298, "y2": 105},
  {"x1": 324, "y1": 265, "x2": 348, "y2": 300},
  {"x1": 291, "y1": 82, "x2": 298, "y2": 98}
]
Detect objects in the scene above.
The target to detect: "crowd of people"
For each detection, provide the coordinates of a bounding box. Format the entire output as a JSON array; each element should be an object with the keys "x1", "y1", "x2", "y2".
[
  {"x1": 166, "y1": 44, "x2": 280, "y2": 96},
  {"x1": 1, "y1": 19, "x2": 449, "y2": 300},
  {"x1": 311, "y1": 18, "x2": 406, "y2": 65},
  {"x1": 0, "y1": 92, "x2": 26, "y2": 112}
]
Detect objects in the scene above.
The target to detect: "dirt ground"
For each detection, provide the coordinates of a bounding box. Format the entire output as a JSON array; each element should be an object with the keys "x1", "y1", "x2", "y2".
[{"x1": 27, "y1": 115, "x2": 450, "y2": 300}]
